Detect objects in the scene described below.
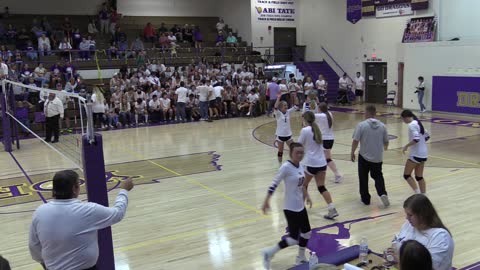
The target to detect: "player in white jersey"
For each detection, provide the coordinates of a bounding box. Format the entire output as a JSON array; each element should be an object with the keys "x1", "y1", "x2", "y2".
[
  {"x1": 299, "y1": 111, "x2": 339, "y2": 220},
  {"x1": 317, "y1": 103, "x2": 343, "y2": 183},
  {"x1": 401, "y1": 110, "x2": 430, "y2": 194},
  {"x1": 301, "y1": 92, "x2": 319, "y2": 114},
  {"x1": 261, "y1": 143, "x2": 313, "y2": 268},
  {"x1": 274, "y1": 95, "x2": 296, "y2": 162}
]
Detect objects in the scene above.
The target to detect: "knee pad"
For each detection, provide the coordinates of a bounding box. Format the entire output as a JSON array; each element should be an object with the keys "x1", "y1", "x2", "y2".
[
  {"x1": 318, "y1": 186, "x2": 327, "y2": 194},
  {"x1": 300, "y1": 231, "x2": 311, "y2": 240},
  {"x1": 285, "y1": 237, "x2": 299, "y2": 246},
  {"x1": 277, "y1": 152, "x2": 283, "y2": 157},
  {"x1": 326, "y1": 158, "x2": 332, "y2": 163},
  {"x1": 415, "y1": 176, "x2": 424, "y2": 182},
  {"x1": 403, "y1": 174, "x2": 411, "y2": 181}
]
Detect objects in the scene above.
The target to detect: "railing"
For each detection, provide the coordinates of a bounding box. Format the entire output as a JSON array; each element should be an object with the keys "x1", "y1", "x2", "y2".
[{"x1": 320, "y1": 46, "x2": 354, "y2": 82}]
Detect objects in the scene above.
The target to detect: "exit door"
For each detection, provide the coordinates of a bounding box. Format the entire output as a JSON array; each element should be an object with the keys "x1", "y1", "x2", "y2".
[
  {"x1": 274, "y1": 27, "x2": 296, "y2": 62},
  {"x1": 365, "y1": 63, "x2": 388, "y2": 104}
]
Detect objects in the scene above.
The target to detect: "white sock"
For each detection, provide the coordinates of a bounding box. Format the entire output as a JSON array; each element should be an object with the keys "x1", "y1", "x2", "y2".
[
  {"x1": 145, "y1": 115, "x2": 149, "y2": 123},
  {"x1": 415, "y1": 188, "x2": 421, "y2": 194},
  {"x1": 135, "y1": 114, "x2": 138, "y2": 124},
  {"x1": 328, "y1": 203, "x2": 335, "y2": 210}
]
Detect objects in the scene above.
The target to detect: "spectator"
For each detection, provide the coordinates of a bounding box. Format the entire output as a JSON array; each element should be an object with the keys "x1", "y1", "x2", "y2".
[
  {"x1": 399, "y1": 240, "x2": 433, "y2": 270},
  {"x1": 0, "y1": 45, "x2": 12, "y2": 63},
  {"x1": 71, "y1": 28, "x2": 82, "y2": 49},
  {"x1": 112, "y1": 26, "x2": 128, "y2": 52},
  {"x1": 79, "y1": 38, "x2": 91, "y2": 60},
  {"x1": 58, "y1": 37, "x2": 72, "y2": 59},
  {"x1": 62, "y1": 17, "x2": 74, "y2": 41},
  {"x1": 393, "y1": 194, "x2": 454, "y2": 270},
  {"x1": 0, "y1": 255, "x2": 11, "y2": 270},
  {"x1": 51, "y1": 27, "x2": 65, "y2": 49},
  {"x1": 91, "y1": 87, "x2": 106, "y2": 129},
  {"x1": 108, "y1": 41, "x2": 119, "y2": 59},
  {"x1": 134, "y1": 98, "x2": 147, "y2": 125},
  {"x1": 193, "y1": 26, "x2": 203, "y2": 50},
  {"x1": 131, "y1": 36, "x2": 145, "y2": 52},
  {"x1": 63, "y1": 61, "x2": 76, "y2": 81},
  {"x1": 99, "y1": 5, "x2": 110, "y2": 34},
  {"x1": 109, "y1": 7, "x2": 119, "y2": 34},
  {"x1": 38, "y1": 34, "x2": 51, "y2": 56},
  {"x1": 167, "y1": 32, "x2": 177, "y2": 47},
  {"x1": 25, "y1": 41, "x2": 38, "y2": 61},
  {"x1": 143, "y1": 22, "x2": 156, "y2": 43},
  {"x1": 171, "y1": 24, "x2": 183, "y2": 42},
  {"x1": 88, "y1": 18, "x2": 99, "y2": 37},
  {"x1": 65, "y1": 77, "x2": 78, "y2": 93},
  {"x1": 29, "y1": 170, "x2": 134, "y2": 270},
  {"x1": 186, "y1": 93, "x2": 200, "y2": 121},
  {"x1": 148, "y1": 94, "x2": 162, "y2": 123},
  {"x1": 158, "y1": 22, "x2": 168, "y2": 34},
  {"x1": 16, "y1": 28, "x2": 31, "y2": 50},
  {"x1": 158, "y1": 33, "x2": 169, "y2": 51},
  {"x1": 226, "y1": 32, "x2": 238, "y2": 50},
  {"x1": 216, "y1": 18, "x2": 225, "y2": 32},
  {"x1": 175, "y1": 81, "x2": 188, "y2": 122},
  {"x1": 159, "y1": 92, "x2": 173, "y2": 122},
  {"x1": 87, "y1": 35, "x2": 96, "y2": 51},
  {"x1": 41, "y1": 17, "x2": 53, "y2": 34},
  {"x1": 20, "y1": 63, "x2": 33, "y2": 83},
  {"x1": 7, "y1": 63, "x2": 17, "y2": 81},
  {"x1": 215, "y1": 31, "x2": 226, "y2": 47},
  {"x1": 34, "y1": 63, "x2": 48, "y2": 87},
  {"x1": 5, "y1": 24, "x2": 16, "y2": 43},
  {"x1": 183, "y1": 24, "x2": 193, "y2": 44}
]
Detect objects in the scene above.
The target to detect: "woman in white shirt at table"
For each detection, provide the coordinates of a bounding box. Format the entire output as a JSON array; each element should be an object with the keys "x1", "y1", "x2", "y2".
[{"x1": 392, "y1": 194, "x2": 454, "y2": 270}]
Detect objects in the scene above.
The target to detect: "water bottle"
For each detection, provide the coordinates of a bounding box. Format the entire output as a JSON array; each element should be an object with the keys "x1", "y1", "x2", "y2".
[
  {"x1": 359, "y1": 237, "x2": 369, "y2": 263},
  {"x1": 309, "y1": 252, "x2": 318, "y2": 270}
]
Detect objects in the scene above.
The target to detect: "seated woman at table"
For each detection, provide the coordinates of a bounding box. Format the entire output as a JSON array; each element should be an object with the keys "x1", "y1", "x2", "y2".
[
  {"x1": 399, "y1": 240, "x2": 432, "y2": 270},
  {"x1": 392, "y1": 194, "x2": 454, "y2": 270}
]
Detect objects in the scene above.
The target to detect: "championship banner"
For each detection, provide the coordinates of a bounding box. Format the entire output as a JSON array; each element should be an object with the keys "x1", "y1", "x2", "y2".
[
  {"x1": 347, "y1": 0, "x2": 363, "y2": 24},
  {"x1": 432, "y1": 76, "x2": 480, "y2": 115},
  {"x1": 402, "y1": 16, "x2": 435, "y2": 43},
  {"x1": 254, "y1": 0, "x2": 296, "y2": 24},
  {"x1": 362, "y1": 0, "x2": 375, "y2": 16},
  {"x1": 376, "y1": 3, "x2": 413, "y2": 18}
]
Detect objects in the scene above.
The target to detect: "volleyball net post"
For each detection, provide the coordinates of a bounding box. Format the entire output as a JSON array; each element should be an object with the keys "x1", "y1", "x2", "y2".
[
  {"x1": 1, "y1": 80, "x2": 12, "y2": 152},
  {"x1": 81, "y1": 103, "x2": 115, "y2": 270}
]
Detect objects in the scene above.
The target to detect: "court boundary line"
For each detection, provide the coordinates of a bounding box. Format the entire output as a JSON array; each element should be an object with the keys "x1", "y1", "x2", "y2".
[{"x1": 8, "y1": 152, "x2": 47, "y2": 203}]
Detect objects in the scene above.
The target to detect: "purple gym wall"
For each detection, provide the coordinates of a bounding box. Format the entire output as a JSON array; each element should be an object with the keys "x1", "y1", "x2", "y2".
[{"x1": 432, "y1": 76, "x2": 480, "y2": 115}]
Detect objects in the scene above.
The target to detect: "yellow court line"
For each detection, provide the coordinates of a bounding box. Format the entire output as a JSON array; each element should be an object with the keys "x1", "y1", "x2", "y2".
[{"x1": 112, "y1": 143, "x2": 263, "y2": 215}]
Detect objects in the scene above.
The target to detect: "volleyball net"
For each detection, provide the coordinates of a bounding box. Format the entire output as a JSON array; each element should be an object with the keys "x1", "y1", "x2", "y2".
[{"x1": 0, "y1": 79, "x2": 95, "y2": 170}]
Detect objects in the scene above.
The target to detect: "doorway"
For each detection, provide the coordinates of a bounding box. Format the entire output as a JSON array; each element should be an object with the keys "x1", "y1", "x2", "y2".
[
  {"x1": 365, "y1": 63, "x2": 388, "y2": 104},
  {"x1": 273, "y1": 27, "x2": 296, "y2": 62}
]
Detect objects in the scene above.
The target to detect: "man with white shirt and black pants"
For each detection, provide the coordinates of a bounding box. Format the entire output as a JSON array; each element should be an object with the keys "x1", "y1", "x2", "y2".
[
  {"x1": 354, "y1": 72, "x2": 365, "y2": 104},
  {"x1": 29, "y1": 170, "x2": 134, "y2": 270},
  {"x1": 44, "y1": 93, "x2": 64, "y2": 143},
  {"x1": 175, "y1": 81, "x2": 188, "y2": 123},
  {"x1": 351, "y1": 105, "x2": 390, "y2": 207}
]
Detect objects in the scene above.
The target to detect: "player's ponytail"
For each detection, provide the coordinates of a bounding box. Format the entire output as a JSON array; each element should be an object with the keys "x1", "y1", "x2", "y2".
[
  {"x1": 319, "y1": 102, "x2": 332, "y2": 128},
  {"x1": 308, "y1": 92, "x2": 317, "y2": 111},
  {"x1": 401, "y1": 110, "x2": 425, "y2": 135},
  {"x1": 303, "y1": 111, "x2": 322, "y2": 144}
]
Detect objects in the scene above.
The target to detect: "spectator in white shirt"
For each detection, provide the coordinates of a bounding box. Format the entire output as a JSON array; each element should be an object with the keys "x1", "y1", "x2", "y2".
[
  {"x1": 392, "y1": 194, "x2": 454, "y2": 270},
  {"x1": 38, "y1": 34, "x2": 51, "y2": 56},
  {"x1": 58, "y1": 38, "x2": 72, "y2": 59},
  {"x1": 354, "y1": 72, "x2": 365, "y2": 104},
  {"x1": 216, "y1": 18, "x2": 225, "y2": 32},
  {"x1": 134, "y1": 98, "x2": 148, "y2": 125},
  {"x1": 43, "y1": 93, "x2": 64, "y2": 143},
  {"x1": 175, "y1": 81, "x2": 188, "y2": 122},
  {"x1": 160, "y1": 92, "x2": 174, "y2": 122},
  {"x1": 246, "y1": 89, "x2": 259, "y2": 117},
  {"x1": 91, "y1": 87, "x2": 106, "y2": 129},
  {"x1": 29, "y1": 170, "x2": 134, "y2": 270},
  {"x1": 148, "y1": 94, "x2": 162, "y2": 123},
  {"x1": 33, "y1": 62, "x2": 48, "y2": 87}
]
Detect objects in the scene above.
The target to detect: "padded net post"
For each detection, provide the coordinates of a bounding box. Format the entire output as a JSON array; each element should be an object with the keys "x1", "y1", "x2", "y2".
[{"x1": 1, "y1": 80, "x2": 12, "y2": 152}]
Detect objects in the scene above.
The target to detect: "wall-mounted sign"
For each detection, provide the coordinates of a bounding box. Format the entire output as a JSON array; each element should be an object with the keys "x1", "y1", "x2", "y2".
[
  {"x1": 376, "y1": 3, "x2": 413, "y2": 18},
  {"x1": 254, "y1": 0, "x2": 297, "y2": 24},
  {"x1": 432, "y1": 76, "x2": 480, "y2": 115}
]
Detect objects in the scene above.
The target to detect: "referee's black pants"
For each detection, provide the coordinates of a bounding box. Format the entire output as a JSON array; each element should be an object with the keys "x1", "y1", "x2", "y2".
[
  {"x1": 358, "y1": 155, "x2": 387, "y2": 205},
  {"x1": 45, "y1": 115, "x2": 60, "y2": 142}
]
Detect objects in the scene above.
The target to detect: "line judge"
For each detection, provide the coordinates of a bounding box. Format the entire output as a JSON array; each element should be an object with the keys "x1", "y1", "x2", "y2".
[{"x1": 29, "y1": 170, "x2": 134, "y2": 270}]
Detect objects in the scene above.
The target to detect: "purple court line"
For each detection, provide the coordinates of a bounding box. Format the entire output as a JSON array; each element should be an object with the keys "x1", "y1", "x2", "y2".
[{"x1": 8, "y1": 152, "x2": 48, "y2": 203}]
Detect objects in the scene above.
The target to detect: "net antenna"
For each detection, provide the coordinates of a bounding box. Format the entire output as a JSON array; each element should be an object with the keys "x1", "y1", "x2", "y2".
[{"x1": 2, "y1": 79, "x2": 93, "y2": 171}]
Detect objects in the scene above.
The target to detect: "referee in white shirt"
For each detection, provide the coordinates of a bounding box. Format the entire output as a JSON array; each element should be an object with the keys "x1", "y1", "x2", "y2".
[
  {"x1": 29, "y1": 170, "x2": 134, "y2": 270},
  {"x1": 44, "y1": 93, "x2": 64, "y2": 143}
]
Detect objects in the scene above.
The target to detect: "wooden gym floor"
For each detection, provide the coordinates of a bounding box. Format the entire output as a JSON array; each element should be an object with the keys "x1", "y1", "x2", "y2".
[{"x1": 0, "y1": 104, "x2": 479, "y2": 270}]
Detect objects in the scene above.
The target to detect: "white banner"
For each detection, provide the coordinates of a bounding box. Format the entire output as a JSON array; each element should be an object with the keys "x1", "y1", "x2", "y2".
[
  {"x1": 254, "y1": 0, "x2": 296, "y2": 24},
  {"x1": 376, "y1": 3, "x2": 413, "y2": 18}
]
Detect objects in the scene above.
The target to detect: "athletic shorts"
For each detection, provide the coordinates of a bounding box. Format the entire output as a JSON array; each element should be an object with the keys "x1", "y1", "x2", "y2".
[
  {"x1": 284, "y1": 208, "x2": 311, "y2": 240},
  {"x1": 305, "y1": 165, "x2": 327, "y2": 176},
  {"x1": 209, "y1": 100, "x2": 217, "y2": 108},
  {"x1": 409, "y1": 156, "x2": 428, "y2": 163},
  {"x1": 215, "y1": 97, "x2": 222, "y2": 105},
  {"x1": 323, "y1": 140, "x2": 334, "y2": 150},
  {"x1": 277, "y1": 136, "x2": 292, "y2": 142},
  {"x1": 355, "y1": 89, "x2": 364, "y2": 97}
]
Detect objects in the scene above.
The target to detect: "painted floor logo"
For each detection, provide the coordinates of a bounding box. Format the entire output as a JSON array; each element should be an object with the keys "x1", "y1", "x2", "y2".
[{"x1": 0, "y1": 151, "x2": 222, "y2": 210}]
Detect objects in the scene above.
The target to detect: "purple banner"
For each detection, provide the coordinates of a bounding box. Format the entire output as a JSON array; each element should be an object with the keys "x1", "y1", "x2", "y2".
[
  {"x1": 347, "y1": 0, "x2": 362, "y2": 24},
  {"x1": 432, "y1": 76, "x2": 480, "y2": 115}
]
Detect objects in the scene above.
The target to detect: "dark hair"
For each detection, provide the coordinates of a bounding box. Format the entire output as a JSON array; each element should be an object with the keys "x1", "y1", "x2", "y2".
[
  {"x1": 418, "y1": 76, "x2": 424, "y2": 81},
  {"x1": 0, "y1": 256, "x2": 11, "y2": 270},
  {"x1": 161, "y1": 92, "x2": 167, "y2": 98},
  {"x1": 319, "y1": 103, "x2": 332, "y2": 128},
  {"x1": 403, "y1": 194, "x2": 450, "y2": 234},
  {"x1": 399, "y1": 240, "x2": 433, "y2": 270},
  {"x1": 152, "y1": 94, "x2": 157, "y2": 99},
  {"x1": 189, "y1": 93, "x2": 194, "y2": 98},
  {"x1": 200, "y1": 79, "x2": 206, "y2": 84},
  {"x1": 52, "y1": 170, "x2": 80, "y2": 199},
  {"x1": 401, "y1": 110, "x2": 425, "y2": 134},
  {"x1": 289, "y1": 142, "x2": 304, "y2": 155},
  {"x1": 136, "y1": 98, "x2": 143, "y2": 103},
  {"x1": 180, "y1": 81, "x2": 185, "y2": 87},
  {"x1": 365, "y1": 105, "x2": 376, "y2": 116}
]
